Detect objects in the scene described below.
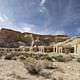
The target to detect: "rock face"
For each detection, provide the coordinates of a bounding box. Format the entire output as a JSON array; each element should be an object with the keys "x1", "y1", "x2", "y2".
[
  {"x1": 23, "y1": 32, "x2": 69, "y2": 46},
  {"x1": 0, "y1": 28, "x2": 69, "y2": 48},
  {"x1": 0, "y1": 28, "x2": 24, "y2": 48}
]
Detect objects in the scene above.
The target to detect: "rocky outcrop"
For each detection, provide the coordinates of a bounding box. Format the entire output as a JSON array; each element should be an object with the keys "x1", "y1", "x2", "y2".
[
  {"x1": 0, "y1": 28, "x2": 69, "y2": 48},
  {"x1": 23, "y1": 32, "x2": 69, "y2": 45},
  {"x1": 0, "y1": 28, "x2": 24, "y2": 48}
]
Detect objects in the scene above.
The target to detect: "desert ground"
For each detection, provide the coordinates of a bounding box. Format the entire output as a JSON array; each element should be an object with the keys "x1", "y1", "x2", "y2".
[{"x1": 0, "y1": 53, "x2": 80, "y2": 80}]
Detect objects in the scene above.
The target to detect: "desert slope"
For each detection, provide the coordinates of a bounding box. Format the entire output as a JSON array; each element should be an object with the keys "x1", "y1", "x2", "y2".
[{"x1": 0, "y1": 28, "x2": 69, "y2": 48}]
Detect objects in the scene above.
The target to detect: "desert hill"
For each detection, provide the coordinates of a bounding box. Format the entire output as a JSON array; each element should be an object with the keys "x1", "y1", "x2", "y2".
[{"x1": 0, "y1": 28, "x2": 69, "y2": 48}]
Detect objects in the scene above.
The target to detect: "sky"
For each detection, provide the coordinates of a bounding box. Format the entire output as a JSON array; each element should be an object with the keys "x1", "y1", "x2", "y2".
[{"x1": 0, "y1": 0, "x2": 80, "y2": 36}]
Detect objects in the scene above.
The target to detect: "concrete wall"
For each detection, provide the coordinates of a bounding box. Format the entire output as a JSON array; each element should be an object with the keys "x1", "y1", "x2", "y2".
[{"x1": 77, "y1": 44, "x2": 80, "y2": 54}]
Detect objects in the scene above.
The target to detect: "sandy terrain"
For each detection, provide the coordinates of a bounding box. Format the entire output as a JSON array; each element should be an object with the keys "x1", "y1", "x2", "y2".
[{"x1": 0, "y1": 59, "x2": 80, "y2": 80}]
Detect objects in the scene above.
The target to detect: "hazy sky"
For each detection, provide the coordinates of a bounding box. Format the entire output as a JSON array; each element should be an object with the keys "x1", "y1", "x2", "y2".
[{"x1": 0, "y1": 0, "x2": 80, "y2": 36}]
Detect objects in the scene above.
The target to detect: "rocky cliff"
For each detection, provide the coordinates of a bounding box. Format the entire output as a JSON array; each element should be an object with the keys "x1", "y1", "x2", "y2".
[{"x1": 0, "y1": 28, "x2": 69, "y2": 48}]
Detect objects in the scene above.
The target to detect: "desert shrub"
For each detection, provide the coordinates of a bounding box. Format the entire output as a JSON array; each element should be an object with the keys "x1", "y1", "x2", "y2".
[
  {"x1": 54, "y1": 55, "x2": 73, "y2": 62},
  {"x1": 0, "y1": 52, "x2": 3, "y2": 58},
  {"x1": 12, "y1": 56, "x2": 18, "y2": 60},
  {"x1": 40, "y1": 69, "x2": 52, "y2": 78},
  {"x1": 4, "y1": 52, "x2": 19, "y2": 60},
  {"x1": 4, "y1": 54, "x2": 13, "y2": 60},
  {"x1": 17, "y1": 55, "x2": 26, "y2": 61},
  {"x1": 53, "y1": 78, "x2": 56, "y2": 80},
  {"x1": 76, "y1": 58, "x2": 80, "y2": 63},
  {"x1": 24, "y1": 57, "x2": 50, "y2": 75},
  {"x1": 64, "y1": 55, "x2": 73, "y2": 62},
  {"x1": 54, "y1": 55, "x2": 65, "y2": 62},
  {"x1": 7, "y1": 72, "x2": 27, "y2": 80},
  {"x1": 45, "y1": 56, "x2": 53, "y2": 62},
  {"x1": 58, "y1": 77, "x2": 63, "y2": 80},
  {"x1": 53, "y1": 77, "x2": 63, "y2": 80}
]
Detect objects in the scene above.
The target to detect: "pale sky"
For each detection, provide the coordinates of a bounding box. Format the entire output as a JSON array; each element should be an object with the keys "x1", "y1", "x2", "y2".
[{"x1": 0, "y1": 0, "x2": 80, "y2": 36}]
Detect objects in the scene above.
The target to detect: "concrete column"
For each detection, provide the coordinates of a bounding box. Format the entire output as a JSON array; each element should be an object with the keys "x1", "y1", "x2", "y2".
[
  {"x1": 54, "y1": 47, "x2": 56, "y2": 53},
  {"x1": 38, "y1": 47, "x2": 40, "y2": 52},
  {"x1": 42, "y1": 46, "x2": 44, "y2": 52},
  {"x1": 74, "y1": 45, "x2": 77, "y2": 54},
  {"x1": 30, "y1": 47, "x2": 32, "y2": 52},
  {"x1": 38, "y1": 46, "x2": 42, "y2": 52},
  {"x1": 42, "y1": 46, "x2": 43, "y2": 52},
  {"x1": 22, "y1": 48, "x2": 25, "y2": 52},
  {"x1": 56, "y1": 46, "x2": 58, "y2": 53},
  {"x1": 39, "y1": 46, "x2": 42, "y2": 52},
  {"x1": 61, "y1": 47, "x2": 62, "y2": 54},
  {"x1": 53, "y1": 47, "x2": 55, "y2": 53},
  {"x1": 59, "y1": 47, "x2": 62, "y2": 54},
  {"x1": 40, "y1": 46, "x2": 44, "y2": 53},
  {"x1": 40, "y1": 46, "x2": 42, "y2": 52},
  {"x1": 58, "y1": 47, "x2": 60, "y2": 54},
  {"x1": 58, "y1": 47, "x2": 60, "y2": 53},
  {"x1": 5, "y1": 48, "x2": 7, "y2": 52}
]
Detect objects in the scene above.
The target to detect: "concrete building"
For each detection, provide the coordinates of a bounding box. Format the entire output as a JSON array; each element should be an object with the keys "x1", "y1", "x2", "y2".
[{"x1": 53, "y1": 37, "x2": 80, "y2": 54}]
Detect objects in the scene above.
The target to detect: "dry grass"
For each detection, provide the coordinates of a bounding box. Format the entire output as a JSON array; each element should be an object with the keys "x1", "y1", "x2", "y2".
[
  {"x1": 76, "y1": 58, "x2": 80, "y2": 63},
  {"x1": 54, "y1": 55, "x2": 73, "y2": 62},
  {"x1": 24, "y1": 57, "x2": 51, "y2": 75}
]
